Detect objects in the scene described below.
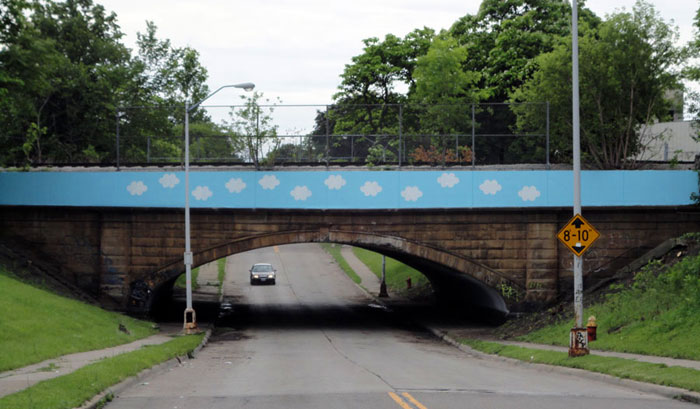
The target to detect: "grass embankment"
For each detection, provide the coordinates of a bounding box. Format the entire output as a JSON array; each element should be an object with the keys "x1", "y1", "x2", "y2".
[
  {"x1": 0, "y1": 269, "x2": 157, "y2": 372},
  {"x1": 174, "y1": 266, "x2": 200, "y2": 289},
  {"x1": 320, "y1": 244, "x2": 361, "y2": 284},
  {"x1": 460, "y1": 245, "x2": 700, "y2": 393},
  {"x1": 519, "y1": 254, "x2": 700, "y2": 360},
  {"x1": 0, "y1": 333, "x2": 205, "y2": 409},
  {"x1": 352, "y1": 247, "x2": 429, "y2": 292},
  {"x1": 463, "y1": 339, "x2": 700, "y2": 394}
]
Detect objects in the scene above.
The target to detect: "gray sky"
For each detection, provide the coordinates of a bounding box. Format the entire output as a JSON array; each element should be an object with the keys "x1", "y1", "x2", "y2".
[{"x1": 99, "y1": 0, "x2": 699, "y2": 131}]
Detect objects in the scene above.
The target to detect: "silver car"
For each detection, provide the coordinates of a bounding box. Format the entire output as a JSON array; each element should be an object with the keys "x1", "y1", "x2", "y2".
[{"x1": 250, "y1": 263, "x2": 276, "y2": 285}]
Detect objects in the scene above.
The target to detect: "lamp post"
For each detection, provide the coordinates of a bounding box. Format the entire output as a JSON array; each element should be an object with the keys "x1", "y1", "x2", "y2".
[
  {"x1": 569, "y1": 0, "x2": 588, "y2": 356},
  {"x1": 183, "y1": 82, "x2": 254, "y2": 334}
]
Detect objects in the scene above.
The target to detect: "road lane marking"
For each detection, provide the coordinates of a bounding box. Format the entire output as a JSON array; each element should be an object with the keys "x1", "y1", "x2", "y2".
[
  {"x1": 402, "y1": 392, "x2": 429, "y2": 409},
  {"x1": 388, "y1": 392, "x2": 414, "y2": 409}
]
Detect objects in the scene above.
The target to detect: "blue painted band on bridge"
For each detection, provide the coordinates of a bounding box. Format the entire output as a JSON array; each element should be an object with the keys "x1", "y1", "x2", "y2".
[{"x1": 0, "y1": 170, "x2": 695, "y2": 209}]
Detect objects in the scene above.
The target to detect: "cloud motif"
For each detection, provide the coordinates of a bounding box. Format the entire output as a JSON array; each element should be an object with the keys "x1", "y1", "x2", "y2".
[
  {"x1": 401, "y1": 186, "x2": 423, "y2": 202},
  {"x1": 324, "y1": 174, "x2": 346, "y2": 190},
  {"x1": 192, "y1": 186, "x2": 213, "y2": 201},
  {"x1": 225, "y1": 178, "x2": 246, "y2": 193},
  {"x1": 518, "y1": 185, "x2": 541, "y2": 202},
  {"x1": 259, "y1": 174, "x2": 280, "y2": 190},
  {"x1": 360, "y1": 181, "x2": 382, "y2": 197},
  {"x1": 437, "y1": 173, "x2": 459, "y2": 188},
  {"x1": 127, "y1": 181, "x2": 148, "y2": 196},
  {"x1": 158, "y1": 173, "x2": 179, "y2": 189},
  {"x1": 290, "y1": 186, "x2": 312, "y2": 201},
  {"x1": 479, "y1": 179, "x2": 502, "y2": 195}
]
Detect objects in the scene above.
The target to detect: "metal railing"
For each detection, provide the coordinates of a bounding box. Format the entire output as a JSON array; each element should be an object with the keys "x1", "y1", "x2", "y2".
[
  {"x1": 114, "y1": 103, "x2": 550, "y2": 167},
  {"x1": 117, "y1": 102, "x2": 550, "y2": 168}
]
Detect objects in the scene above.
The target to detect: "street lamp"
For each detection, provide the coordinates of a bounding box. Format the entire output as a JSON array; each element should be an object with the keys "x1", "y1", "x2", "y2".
[{"x1": 183, "y1": 82, "x2": 255, "y2": 334}]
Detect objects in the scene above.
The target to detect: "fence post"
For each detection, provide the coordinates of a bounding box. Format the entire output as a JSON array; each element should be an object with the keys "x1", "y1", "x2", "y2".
[
  {"x1": 115, "y1": 110, "x2": 120, "y2": 171},
  {"x1": 471, "y1": 104, "x2": 476, "y2": 169},
  {"x1": 325, "y1": 105, "x2": 330, "y2": 167},
  {"x1": 546, "y1": 101, "x2": 550, "y2": 169},
  {"x1": 398, "y1": 104, "x2": 403, "y2": 168}
]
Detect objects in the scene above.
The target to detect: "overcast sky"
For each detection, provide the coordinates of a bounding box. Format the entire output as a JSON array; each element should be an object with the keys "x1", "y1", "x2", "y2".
[{"x1": 98, "y1": 0, "x2": 699, "y2": 130}]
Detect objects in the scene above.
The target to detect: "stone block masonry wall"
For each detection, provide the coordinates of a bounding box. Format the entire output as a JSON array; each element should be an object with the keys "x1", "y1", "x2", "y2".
[{"x1": 1, "y1": 205, "x2": 699, "y2": 311}]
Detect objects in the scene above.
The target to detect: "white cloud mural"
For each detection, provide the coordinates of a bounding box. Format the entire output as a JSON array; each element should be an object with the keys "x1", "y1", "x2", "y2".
[
  {"x1": 360, "y1": 181, "x2": 383, "y2": 197},
  {"x1": 518, "y1": 185, "x2": 541, "y2": 202},
  {"x1": 401, "y1": 186, "x2": 423, "y2": 202},
  {"x1": 225, "y1": 178, "x2": 246, "y2": 193},
  {"x1": 324, "y1": 174, "x2": 346, "y2": 190},
  {"x1": 479, "y1": 179, "x2": 502, "y2": 195},
  {"x1": 127, "y1": 181, "x2": 148, "y2": 196},
  {"x1": 291, "y1": 186, "x2": 312, "y2": 201},
  {"x1": 437, "y1": 173, "x2": 459, "y2": 188},
  {"x1": 192, "y1": 186, "x2": 213, "y2": 201},
  {"x1": 259, "y1": 174, "x2": 280, "y2": 190},
  {"x1": 158, "y1": 173, "x2": 179, "y2": 189}
]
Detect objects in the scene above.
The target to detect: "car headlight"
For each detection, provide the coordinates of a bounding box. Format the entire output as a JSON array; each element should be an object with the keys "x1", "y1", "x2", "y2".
[
  {"x1": 253, "y1": 274, "x2": 259, "y2": 279},
  {"x1": 268, "y1": 274, "x2": 274, "y2": 278}
]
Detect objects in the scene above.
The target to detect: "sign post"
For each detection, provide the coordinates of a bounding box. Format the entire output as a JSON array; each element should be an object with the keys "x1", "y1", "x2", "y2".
[{"x1": 569, "y1": 0, "x2": 587, "y2": 356}]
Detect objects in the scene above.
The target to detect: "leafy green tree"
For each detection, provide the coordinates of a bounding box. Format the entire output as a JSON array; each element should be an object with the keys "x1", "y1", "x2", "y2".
[
  {"x1": 450, "y1": 0, "x2": 598, "y2": 102},
  {"x1": 0, "y1": 0, "x2": 135, "y2": 165},
  {"x1": 323, "y1": 28, "x2": 434, "y2": 163},
  {"x1": 513, "y1": 1, "x2": 682, "y2": 168},
  {"x1": 226, "y1": 92, "x2": 280, "y2": 168},
  {"x1": 410, "y1": 34, "x2": 486, "y2": 164}
]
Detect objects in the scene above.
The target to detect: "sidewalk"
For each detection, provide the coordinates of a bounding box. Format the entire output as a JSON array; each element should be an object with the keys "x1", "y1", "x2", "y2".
[
  {"x1": 340, "y1": 245, "x2": 387, "y2": 297},
  {"x1": 0, "y1": 324, "x2": 180, "y2": 398}
]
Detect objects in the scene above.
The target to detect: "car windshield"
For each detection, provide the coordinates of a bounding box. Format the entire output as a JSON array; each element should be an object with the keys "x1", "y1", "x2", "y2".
[{"x1": 252, "y1": 264, "x2": 272, "y2": 272}]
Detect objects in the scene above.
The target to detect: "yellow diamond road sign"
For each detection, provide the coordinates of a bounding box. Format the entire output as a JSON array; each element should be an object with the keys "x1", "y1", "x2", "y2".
[{"x1": 557, "y1": 214, "x2": 600, "y2": 257}]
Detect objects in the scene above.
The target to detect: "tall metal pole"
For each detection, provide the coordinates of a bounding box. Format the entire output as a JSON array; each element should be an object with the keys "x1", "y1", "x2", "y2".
[
  {"x1": 379, "y1": 255, "x2": 388, "y2": 297},
  {"x1": 182, "y1": 83, "x2": 254, "y2": 334},
  {"x1": 184, "y1": 101, "x2": 196, "y2": 333},
  {"x1": 572, "y1": 0, "x2": 583, "y2": 330},
  {"x1": 115, "y1": 111, "x2": 120, "y2": 170}
]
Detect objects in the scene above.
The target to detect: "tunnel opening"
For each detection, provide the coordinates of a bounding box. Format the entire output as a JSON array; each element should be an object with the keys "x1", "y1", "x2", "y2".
[{"x1": 146, "y1": 239, "x2": 509, "y2": 326}]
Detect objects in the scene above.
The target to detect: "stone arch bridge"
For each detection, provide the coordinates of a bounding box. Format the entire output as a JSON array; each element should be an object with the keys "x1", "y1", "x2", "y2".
[
  {"x1": 2, "y1": 205, "x2": 699, "y2": 316},
  {"x1": 0, "y1": 169, "x2": 698, "y2": 316}
]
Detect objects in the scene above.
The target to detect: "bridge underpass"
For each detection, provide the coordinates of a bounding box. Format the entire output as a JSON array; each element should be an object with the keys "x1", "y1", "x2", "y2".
[{"x1": 0, "y1": 169, "x2": 698, "y2": 318}]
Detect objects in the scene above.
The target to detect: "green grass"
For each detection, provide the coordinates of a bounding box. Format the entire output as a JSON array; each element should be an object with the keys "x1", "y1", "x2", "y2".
[
  {"x1": 352, "y1": 247, "x2": 429, "y2": 292},
  {"x1": 463, "y1": 339, "x2": 700, "y2": 393},
  {"x1": 0, "y1": 269, "x2": 157, "y2": 372},
  {"x1": 174, "y1": 266, "x2": 200, "y2": 290},
  {"x1": 518, "y1": 255, "x2": 700, "y2": 360},
  {"x1": 0, "y1": 333, "x2": 205, "y2": 409},
  {"x1": 321, "y1": 243, "x2": 361, "y2": 284}
]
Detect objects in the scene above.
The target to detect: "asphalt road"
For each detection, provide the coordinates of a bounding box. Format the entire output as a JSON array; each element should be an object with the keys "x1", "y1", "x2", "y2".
[{"x1": 106, "y1": 244, "x2": 694, "y2": 409}]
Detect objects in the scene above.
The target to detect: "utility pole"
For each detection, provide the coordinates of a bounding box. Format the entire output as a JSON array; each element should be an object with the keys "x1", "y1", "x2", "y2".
[{"x1": 569, "y1": 0, "x2": 588, "y2": 357}]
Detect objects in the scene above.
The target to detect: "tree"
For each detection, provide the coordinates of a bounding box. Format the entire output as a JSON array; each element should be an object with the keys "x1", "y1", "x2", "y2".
[
  {"x1": 322, "y1": 28, "x2": 434, "y2": 163},
  {"x1": 0, "y1": 0, "x2": 135, "y2": 165},
  {"x1": 226, "y1": 92, "x2": 280, "y2": 168},
  {"x1": 409, "y1": 34, "x2": 486, "y2": 164},
  {"x1": 449, "y1": 0, "x2": 599, "y2": 102},
  {"x1": 512, "y1": 1, "x2": 682, "y2": 169}
]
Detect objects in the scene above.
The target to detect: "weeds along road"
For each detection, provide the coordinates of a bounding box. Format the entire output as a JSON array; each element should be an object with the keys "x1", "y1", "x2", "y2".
[{"x1": 105, "y1": 244, "x2": 694, "y2": 409}]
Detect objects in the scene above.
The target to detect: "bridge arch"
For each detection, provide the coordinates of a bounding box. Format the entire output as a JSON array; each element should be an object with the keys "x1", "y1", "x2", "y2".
[{"x1": 142, "y1": 230, "x2": 519, "y2": 317}]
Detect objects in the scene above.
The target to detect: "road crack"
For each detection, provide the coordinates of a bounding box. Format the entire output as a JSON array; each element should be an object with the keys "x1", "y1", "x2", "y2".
[{"x1": 320, "y1": 330, "x2": 397, "y2": 391}]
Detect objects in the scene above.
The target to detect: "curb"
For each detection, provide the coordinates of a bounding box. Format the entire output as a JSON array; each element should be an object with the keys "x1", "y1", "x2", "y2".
[
  {"x1": 427, "y1": 326, "x2": 700, "y2": 405},
  {"x1": 78, "y1": 327, "x2": 212, "y2": 409},
  {"x1": 342, "y1": 257, "x2": 700, "y2": 405}
]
